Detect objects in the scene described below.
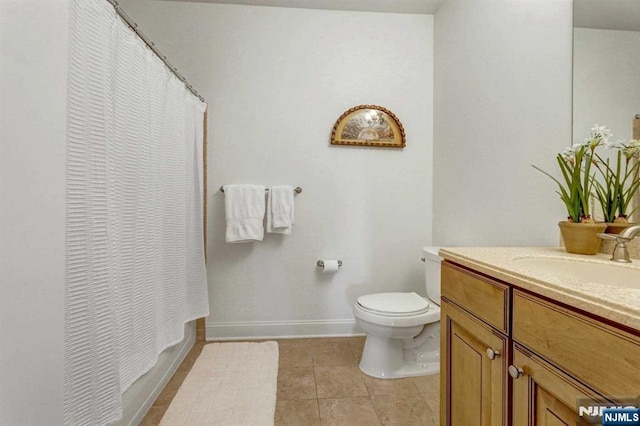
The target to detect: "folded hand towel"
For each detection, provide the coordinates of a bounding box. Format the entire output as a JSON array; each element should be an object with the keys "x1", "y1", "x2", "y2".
[
  {"x1": 224, "y1": 184, "x2": 266, "y2": 243},
  {"x1": 266, "y1": 186, "x2": 294, "y2": 235}
]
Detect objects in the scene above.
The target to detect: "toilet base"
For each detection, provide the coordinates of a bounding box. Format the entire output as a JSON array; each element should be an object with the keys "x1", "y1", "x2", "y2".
[
  {"x1": 360, "y1": 358, "x2": 440, "y2": 379},
  {"x1": 358, "y1": 333, "x2": 440, "y2": 379}
]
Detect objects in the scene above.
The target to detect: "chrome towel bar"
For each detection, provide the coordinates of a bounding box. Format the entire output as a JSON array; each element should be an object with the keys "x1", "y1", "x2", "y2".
[{"x1": 219, "y1": 186, "x2": 302, "y2": 194}]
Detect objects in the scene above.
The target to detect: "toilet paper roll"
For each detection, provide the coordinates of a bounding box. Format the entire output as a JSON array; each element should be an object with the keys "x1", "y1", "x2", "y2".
[{"x1": 321, "y1": 260, "x2": 340, "y2": 274}]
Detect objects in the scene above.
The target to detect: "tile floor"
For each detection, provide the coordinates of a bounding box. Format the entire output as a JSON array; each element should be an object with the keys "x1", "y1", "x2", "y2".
[{"x1": 142, "y1": 337, "x2": 440, "y2": 425}]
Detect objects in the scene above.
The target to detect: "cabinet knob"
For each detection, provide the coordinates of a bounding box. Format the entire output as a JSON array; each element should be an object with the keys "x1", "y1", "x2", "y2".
[
  {"x1": 508, "y1": 365, "x2": 524, "y2": 379},
  {"x1": 421, "y1": 257, "x2": 426, "y2": 262},
  {"x1": 486, "y1": 348, "x2": 500, "y2": 360}
]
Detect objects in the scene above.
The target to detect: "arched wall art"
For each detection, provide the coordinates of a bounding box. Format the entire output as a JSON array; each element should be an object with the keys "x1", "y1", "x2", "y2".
[{"x1": 330, "y1": 105, "x2": 406, "y2": 148}]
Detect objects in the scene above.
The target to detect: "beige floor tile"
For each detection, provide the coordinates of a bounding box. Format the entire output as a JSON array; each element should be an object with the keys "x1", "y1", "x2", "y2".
[
  {"x1": 279, "y1": 341, "x2": 314, "y2": 368},
  {"x1": 278, "y1": 337, "x2": 342, "y2": 346},
  {"x1": 277, "y1": 366, "x2": 317, "y2": 400},
  {"x1": 318, "y1": 397, "x2": 381, "y2": 426},
  {"x1": 423, "y1": 396, "x2": 440, "y2": 425},
  {"x1": 308, "y1": 337, "x2": 359, "y2": 345},
  {"x1": 177, "y1": 343, "x2": 205, "y2": 372},
  {"x1": 275, "y1": 399, "x2": 321, "y2": 426},
  {"x1": 348, "y1": 338, "x2": 365, "y2": 364},
  {"x1": 362, "y1": 375, "x2": 420, "y2": 396},
  {"x1": 140, "y1": 406, "x2": 167, "y2": 426},
  {"x1": 152, "y1": 370, "x2": 189, "y2": 407},
  {"x1": 315, "y1": 366, "x2": 368, "y2": 399},
  {"x1": 341, "y1": 336, "x2": 366, "y2": 345},
  {"x1": 371, "y1": 393, "x2": 436, "y2": 426},
  {"x1": 311, "y1": 341, "x2": 356, "y2": 367},
  {"x1": 411, "y1": 373, "x2": 440, "y2": 399},
  {"x1": 147, "y1": 336, "x2": 437, "y2": 426}
]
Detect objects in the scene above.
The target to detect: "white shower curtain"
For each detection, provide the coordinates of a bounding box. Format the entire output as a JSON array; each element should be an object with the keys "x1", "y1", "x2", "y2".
[{"x1": 64, "y1": 0, "x2": 209, "y2": 424}]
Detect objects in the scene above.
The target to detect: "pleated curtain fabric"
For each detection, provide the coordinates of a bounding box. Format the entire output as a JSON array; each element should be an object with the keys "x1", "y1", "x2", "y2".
[{"x1": 65, "y1": 1, "x2": 209, "y2": 424}]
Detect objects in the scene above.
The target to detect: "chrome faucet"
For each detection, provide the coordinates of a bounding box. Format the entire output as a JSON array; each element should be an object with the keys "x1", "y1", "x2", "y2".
[{"x1": 598, "y1": 225, "x2": 640, "y2": 263}]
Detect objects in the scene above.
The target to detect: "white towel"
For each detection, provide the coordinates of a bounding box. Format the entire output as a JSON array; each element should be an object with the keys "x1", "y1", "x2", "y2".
[
  {"x1": 224, "y1": 184, "x2": 266, "y2": 243},
  {"x1": 266, "y1": 186, "x2": 294, "y2": 235}
]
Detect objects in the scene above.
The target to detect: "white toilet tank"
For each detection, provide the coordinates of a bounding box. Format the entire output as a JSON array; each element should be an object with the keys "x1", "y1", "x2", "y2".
[{"x1": 422, "y1": 246, "x2": 442, "y2": 305}]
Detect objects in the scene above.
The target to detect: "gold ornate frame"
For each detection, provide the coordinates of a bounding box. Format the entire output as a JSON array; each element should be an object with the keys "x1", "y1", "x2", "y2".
[{"x1": 331, "y1": 105, "x2": 406, "y2": 148}]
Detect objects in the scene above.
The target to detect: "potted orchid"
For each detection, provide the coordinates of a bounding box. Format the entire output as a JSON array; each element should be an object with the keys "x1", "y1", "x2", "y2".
[
  {"x1": 532, "y1": 125, "x2": 608, "y2": 224},
  {"x1": 593, "y1": 137, "x2": 640, "y2": 232},
  {"x1": 533, "y1": 124, "x2": 640, "y2": 254}
]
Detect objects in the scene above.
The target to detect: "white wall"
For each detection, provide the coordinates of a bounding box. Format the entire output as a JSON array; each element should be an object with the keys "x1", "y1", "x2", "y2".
[
  {"x1": 119, "y1": 1, "x2": 434, "y2": 338},
  {"x1": 0, "y1": 0, "x2": 68, "y2": 423},
  {"x1": 573, "y1": 28, "x2": 640, "y2": 143},
  {"x1": 433, "y1": 0, "x2": 573, "y2": 247}
]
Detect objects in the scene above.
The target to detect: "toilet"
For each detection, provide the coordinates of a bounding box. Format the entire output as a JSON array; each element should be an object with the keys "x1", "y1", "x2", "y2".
[{"x1": 353, "y1": 246, "x2": 442, "y2": 379}]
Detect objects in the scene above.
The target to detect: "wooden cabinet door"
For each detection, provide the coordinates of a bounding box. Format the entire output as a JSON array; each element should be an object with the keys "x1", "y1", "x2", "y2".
[
  {"x1": 441, "y1": 299, "x2": 509, "y2": 426},
  {"x1": 512, "y1": 345, "x2": 602, "y2": 426}
]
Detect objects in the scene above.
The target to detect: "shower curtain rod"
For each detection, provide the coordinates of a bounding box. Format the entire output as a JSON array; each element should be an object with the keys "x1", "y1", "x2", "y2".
[{"x1": 106, "y1": 0, "x2": 205, "y2": 102}]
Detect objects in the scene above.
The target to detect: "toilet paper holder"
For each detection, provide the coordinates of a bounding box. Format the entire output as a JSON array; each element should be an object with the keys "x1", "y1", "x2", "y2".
[{"x1": 316, "y1": 260, "x2": 343, "y2": 268}]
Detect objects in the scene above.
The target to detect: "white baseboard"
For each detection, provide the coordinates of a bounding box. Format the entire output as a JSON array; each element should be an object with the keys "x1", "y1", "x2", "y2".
[{"x1": 206, "y1": 319, "x2": 364, "y2": 341}]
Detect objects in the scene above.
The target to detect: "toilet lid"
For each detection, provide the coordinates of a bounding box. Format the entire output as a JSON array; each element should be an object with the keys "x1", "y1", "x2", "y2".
[{"x1": 357, "y1": 292, "x2": 429, "y2": 316}]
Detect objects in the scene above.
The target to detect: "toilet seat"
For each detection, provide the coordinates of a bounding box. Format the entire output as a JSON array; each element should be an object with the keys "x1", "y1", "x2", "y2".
[
  {"x1": 354, "y1": 292, "x2": 440, "y2": 328},
  {"x1": 357, "y1": 292, "x2": 430, "y2": 317}
]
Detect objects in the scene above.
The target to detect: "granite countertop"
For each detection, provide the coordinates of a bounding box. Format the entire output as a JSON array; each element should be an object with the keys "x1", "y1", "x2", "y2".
[{"x1": 438, "y1": 246, "x2": 640, "y2": 331}]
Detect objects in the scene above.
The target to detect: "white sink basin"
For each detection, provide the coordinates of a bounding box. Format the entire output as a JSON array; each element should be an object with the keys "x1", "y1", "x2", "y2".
[{"x1": 512, "y1": 256, "x2": 640, "y2": 290}]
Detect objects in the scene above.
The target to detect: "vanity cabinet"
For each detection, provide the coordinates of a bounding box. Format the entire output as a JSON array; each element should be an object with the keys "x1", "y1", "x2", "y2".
[
  {"x1": 440, "y1": 260, "x2": 640, "y2": 426},
  {"x1": 440, "y1": 262, "x2": 511, "y2": 425},
  {"x1": 441, "y1": 299, "x2": 509, "y2": 425}
]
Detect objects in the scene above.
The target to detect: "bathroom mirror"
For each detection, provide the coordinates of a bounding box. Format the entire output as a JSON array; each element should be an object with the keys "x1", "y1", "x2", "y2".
[
  {"x1": 572, "y1": 0, "x2": 640, "y2": 143},
  {"x1": 573, "y1": 0, "x2": 640, "y2": 221}
]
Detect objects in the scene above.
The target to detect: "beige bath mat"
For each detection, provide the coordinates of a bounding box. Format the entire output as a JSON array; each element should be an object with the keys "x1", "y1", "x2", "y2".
[{"x1": 160, "y1": 341, "x2": 279, "y2": 426}]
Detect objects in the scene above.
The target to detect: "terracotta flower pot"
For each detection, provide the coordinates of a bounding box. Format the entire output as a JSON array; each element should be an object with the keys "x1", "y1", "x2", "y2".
[
  {"x1": 558, "y1": 221, "x2": 607, "y2": 255},
  {"x1": 604, "y1": 222, "x2": 636, "y2": 235}
]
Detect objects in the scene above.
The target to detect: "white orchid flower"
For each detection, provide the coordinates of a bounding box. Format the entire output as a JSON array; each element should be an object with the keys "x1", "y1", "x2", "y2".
[
  {"x1": 561, "y1": 147, "x2": 576, "y2": 165},
  {"x1": 620, "y1": 139, "x2": 640, "y2": 160},
  {"x1": 587, "y1": 124, "x2": 612, "y2": 148},
  {"x1": 591, "y1": 123, "x2": 612, "y2": 138}
]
